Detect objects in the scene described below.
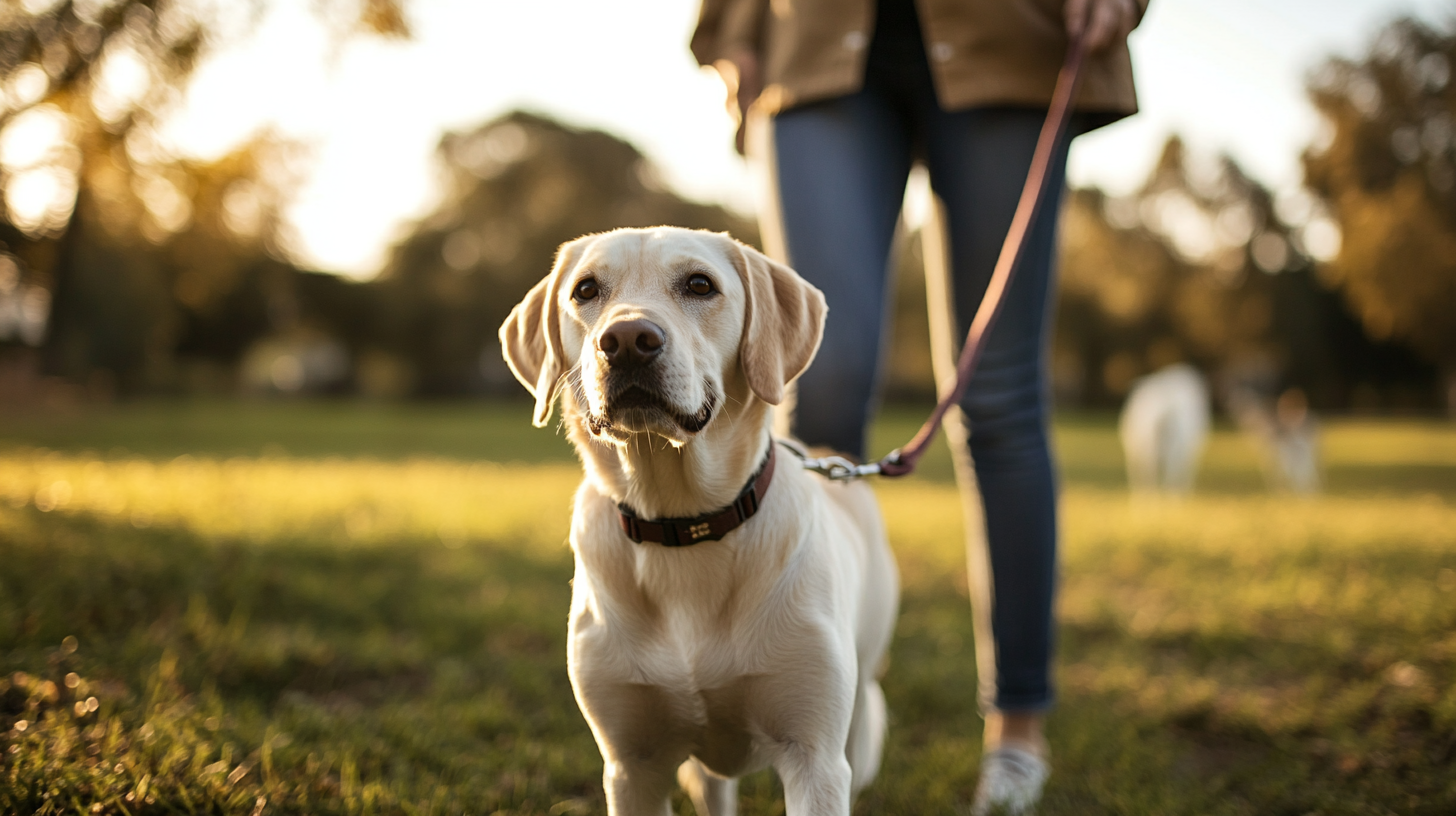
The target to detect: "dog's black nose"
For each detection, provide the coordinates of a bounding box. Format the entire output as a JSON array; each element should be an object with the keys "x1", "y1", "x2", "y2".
[{"x1": 598, "y1": 319, "x2": 666, "y2": 368}]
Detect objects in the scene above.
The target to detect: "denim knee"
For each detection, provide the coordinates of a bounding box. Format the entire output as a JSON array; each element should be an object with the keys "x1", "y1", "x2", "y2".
[{"x1": 959, "y1": 351, "x2": 1049, "y2": 470}]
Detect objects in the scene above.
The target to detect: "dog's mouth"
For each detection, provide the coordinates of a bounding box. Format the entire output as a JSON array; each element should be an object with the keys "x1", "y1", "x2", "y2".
[{"x1": 588, "y1": 384, "x2": 715, "y2": 437}]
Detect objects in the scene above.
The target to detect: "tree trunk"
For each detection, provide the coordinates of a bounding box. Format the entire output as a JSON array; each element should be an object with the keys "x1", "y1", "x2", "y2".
[{"x1": 39, "y1": 188, "x2": 88, "y2": 381}]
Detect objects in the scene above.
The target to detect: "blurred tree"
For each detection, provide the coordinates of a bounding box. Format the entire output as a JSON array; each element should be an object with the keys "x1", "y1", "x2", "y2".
[
  {"x1": 374, "y1": 111, "x2": 758, "y2": 395},
  {"x1": 0, "y1": 0, "x2": 406, "y2": 393},
  {"x1": 1059, "y1": 137, "x2": 1300, "y2": 404},
  {"x1": 887, "y1": 138, "x2": 1287, "y2": 406},
  {"x1": 1304, "y1": 17, "x2": 1456, "y2": 410},
  {"x1": 867, "y1": 132, "x2": 1439, "y2": 410},
  {"x1": 1051, "y1": 136, "x2": 1434, "y2": 410}
]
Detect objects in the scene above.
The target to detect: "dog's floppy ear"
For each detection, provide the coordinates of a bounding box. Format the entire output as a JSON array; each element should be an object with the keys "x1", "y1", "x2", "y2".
[
  {"x1": 729, "y1": 238, "x2": 827, "y2": 405},
  {"x1": 500, "y1": 238, "x2": 584, "y2": 427}
]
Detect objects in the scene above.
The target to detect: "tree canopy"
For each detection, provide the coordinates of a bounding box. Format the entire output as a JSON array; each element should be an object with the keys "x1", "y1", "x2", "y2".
[
  {"x1": 0, "y1": 0, "x2": 404, "y2": 393},
  {"x1": 370, "y1": 111, "x2": 758, "y2": 395},
  {"x1": 1304, "y1": 17, "x2": 1456, "y2": 397}
]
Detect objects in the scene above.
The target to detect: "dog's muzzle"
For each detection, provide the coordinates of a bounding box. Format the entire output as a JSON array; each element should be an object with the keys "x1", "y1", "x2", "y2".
[{"x1": 589, "y1": 383, "x2": 715, "y2": 436}]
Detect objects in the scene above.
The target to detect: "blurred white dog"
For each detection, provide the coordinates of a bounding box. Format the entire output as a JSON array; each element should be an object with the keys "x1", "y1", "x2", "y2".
[
  {"x1": 1119, "y1": 364, "x2": 1211, "y2": 494},
  {"x1": 500, "y1": 227, "x2": 898, "y2": 816}
]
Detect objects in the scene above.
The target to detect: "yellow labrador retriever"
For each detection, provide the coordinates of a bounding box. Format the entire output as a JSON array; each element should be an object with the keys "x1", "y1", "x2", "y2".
[{"x1": 500, "y1": 227, "x2": 899, "y2": 816}]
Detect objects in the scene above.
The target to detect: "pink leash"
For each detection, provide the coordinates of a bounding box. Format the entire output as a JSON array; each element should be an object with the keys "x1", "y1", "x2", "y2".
[{"x1": 798, "y1": 33, "x2": 1089, "y2": 481}]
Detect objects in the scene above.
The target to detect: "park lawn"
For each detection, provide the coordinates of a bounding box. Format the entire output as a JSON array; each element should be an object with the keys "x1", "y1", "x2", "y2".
[{"x1": 0, "y1": 400, "x2": 1454, "y2": 814}]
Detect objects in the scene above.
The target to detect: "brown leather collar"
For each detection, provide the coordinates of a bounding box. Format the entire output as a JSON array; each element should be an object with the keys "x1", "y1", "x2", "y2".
[{"x1": 618, "y1": 442, "x2": 777, "y2": 547}]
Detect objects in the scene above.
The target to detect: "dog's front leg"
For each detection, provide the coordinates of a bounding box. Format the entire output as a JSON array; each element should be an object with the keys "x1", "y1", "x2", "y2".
[
  {"x1": 603, "y1": 756, "x2": 678, "y2": 816},
  {"x1": 758, "y1": 636, "x2": 858, "y2": 815},
  {"x1": 776, "y1": 746, "x2": 853, "y2": 816},
  {"x1": 572, "y1": 673, "x2": 689, "y2": 816}
]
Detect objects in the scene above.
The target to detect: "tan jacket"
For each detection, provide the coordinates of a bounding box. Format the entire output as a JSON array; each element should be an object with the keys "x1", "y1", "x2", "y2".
[{"x1": 692, "y1": 0, "x2": 1146, "y2": 121}]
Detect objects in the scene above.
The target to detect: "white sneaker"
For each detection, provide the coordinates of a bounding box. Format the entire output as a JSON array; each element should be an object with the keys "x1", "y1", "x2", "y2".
[{"x1": 970, "y1": 746, "x2": 1049, "y2": 816}]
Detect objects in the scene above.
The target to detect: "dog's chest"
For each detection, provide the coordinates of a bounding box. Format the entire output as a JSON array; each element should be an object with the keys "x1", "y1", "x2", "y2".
[
  {"x1": 572, "y1": 549, "x2": 778, "y2": 775},
  {"x1": 634, "y1": 641, "x2": 764, "y2": 776},
  {"x1": 630, "y1": 585, "x2": 760, "y2": 691}
]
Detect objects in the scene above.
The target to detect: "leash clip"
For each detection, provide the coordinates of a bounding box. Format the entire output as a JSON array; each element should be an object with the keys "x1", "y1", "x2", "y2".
[
  {"x1": 799, "y1": 455, "x2": 881, "y2": 482},
  {"x1": 775, "y1": 439, "x2": 881, "y2": 481}
]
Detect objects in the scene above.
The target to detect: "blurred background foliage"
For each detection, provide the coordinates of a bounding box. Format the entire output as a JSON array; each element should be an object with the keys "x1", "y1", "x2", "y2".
[
  {"x1": 1304, "y1": 17, "x2": 1456, "y2": 406},
  {"x1": 0, "y1": 0, "x2": 406, "y2": 399},
  {"x1": 0, "y1": 2, "x2": 1451, "y2": 413},
  {"x1": 368, "y1": 112, "x2": 756, "y2": 397}
]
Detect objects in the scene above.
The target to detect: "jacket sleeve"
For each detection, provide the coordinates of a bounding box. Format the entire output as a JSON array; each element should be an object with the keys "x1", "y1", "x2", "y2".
[{"x1": 691, "y1": 0, "x2": 771, "y2": 67}]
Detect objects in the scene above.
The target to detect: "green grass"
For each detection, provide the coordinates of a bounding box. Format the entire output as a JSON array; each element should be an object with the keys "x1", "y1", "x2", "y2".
[{"x1": 2, "y1": 400, "x2": 1454, "y2": 814}]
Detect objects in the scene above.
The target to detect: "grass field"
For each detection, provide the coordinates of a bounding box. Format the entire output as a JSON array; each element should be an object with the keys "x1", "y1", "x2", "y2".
[{"x1": 1, "y1": 400, "x2": 1454, "y2": 814}]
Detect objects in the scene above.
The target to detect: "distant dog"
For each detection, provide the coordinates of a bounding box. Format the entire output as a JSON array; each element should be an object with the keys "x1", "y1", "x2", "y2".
[
  {"x1": 500, "y1": 227, "x2": 899, "y2": 816},
  {"x1": 1119, "y1": 364, "x2": 1210, "y2": 494},
  {"x1": 1227, "y1": 386, "x2": 1321, "y2": 494}
]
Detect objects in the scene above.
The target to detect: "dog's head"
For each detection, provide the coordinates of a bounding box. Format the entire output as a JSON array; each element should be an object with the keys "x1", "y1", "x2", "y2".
[{"x1": 499, "y1": 227, "x2": 826, "y2": 444}]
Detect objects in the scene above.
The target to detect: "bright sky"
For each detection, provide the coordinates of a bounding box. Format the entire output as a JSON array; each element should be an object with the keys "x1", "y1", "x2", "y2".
[{"x1": 163, "y1": 0, "x2": 1456, "y2": 278}]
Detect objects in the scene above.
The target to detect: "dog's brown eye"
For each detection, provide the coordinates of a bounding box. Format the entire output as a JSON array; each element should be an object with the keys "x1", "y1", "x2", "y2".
[
  {"x1": 686, "y1": 273, "x2": 715, "y2": 296},
  {"x1": 573, "y1": 278, "x2": 599, "y2": 302}
]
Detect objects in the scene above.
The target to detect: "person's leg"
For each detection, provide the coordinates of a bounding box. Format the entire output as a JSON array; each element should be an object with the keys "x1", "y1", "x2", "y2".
[
  {"x1": 769, "y1": 93, "x2": 915, "y2": 460},
  {"x1": 921, "y1": 107, "x2": 1071, "y2": 743}
]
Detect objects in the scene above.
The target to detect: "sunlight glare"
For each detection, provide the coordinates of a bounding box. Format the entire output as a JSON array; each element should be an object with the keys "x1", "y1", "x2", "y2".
[
  {"x1": 4, "y1": 166, "x2": 77, "y2": 236},
  {"x1": 20, "y1": 0, "x2": 63, "y2": 16},
  {"x1": 92, "y1": 44, "x2": 153, "y2": 125},
  {"x1": 0, "y1": 105, "x2": 68, "y2": 171},
  {"x1": 9, "y1": 64, "x2": 49, "y2": 108},
  {"x1": 1300, "y1": 217, "x2": 1342, "y2": 262},
  {"x1": 901, "y1": 165, "x2": 931, "y2": 229}
]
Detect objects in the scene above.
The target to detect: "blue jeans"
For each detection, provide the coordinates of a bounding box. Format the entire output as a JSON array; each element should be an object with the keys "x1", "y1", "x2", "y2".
[{"x1": 769, "y1": 63, "x2": 1069, "y2": 714}]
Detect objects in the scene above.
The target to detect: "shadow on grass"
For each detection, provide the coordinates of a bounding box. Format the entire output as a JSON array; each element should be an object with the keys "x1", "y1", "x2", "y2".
[
  {"x1": 871, "y1": 584, "x2": 1251, "y2": 815},
  {"x1": 0, "y1": 504, "x2": 601, "y2": 814},
  {"x1": 1, "y1": 505, "x2": 575, "y2": 701}
]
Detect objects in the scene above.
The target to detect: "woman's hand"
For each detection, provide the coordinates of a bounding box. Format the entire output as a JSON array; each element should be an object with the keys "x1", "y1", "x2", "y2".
[
  {"x1": 1065, "y1": 0, "x2": 1139, "y2": 53},
  {"x1": 715, "y1": 47, "x2": 762, "y2": 155}
]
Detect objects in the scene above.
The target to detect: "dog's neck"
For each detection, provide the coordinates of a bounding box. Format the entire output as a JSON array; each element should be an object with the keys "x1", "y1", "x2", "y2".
[{"x1": 564, "y1": 385, "x2": 774, "y2": 520}]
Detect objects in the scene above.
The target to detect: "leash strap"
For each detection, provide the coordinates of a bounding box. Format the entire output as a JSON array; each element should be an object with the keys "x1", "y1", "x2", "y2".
[{"x1": 875, "y1": 33, "x2": 1089, "y2": 478}]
